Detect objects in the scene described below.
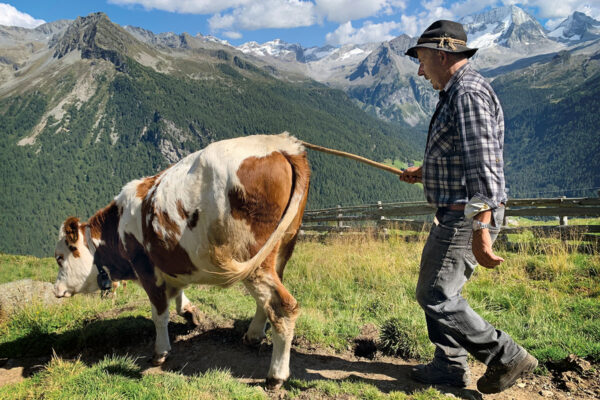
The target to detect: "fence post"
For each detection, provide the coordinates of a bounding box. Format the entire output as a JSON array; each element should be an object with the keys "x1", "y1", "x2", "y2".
[
  {"x1": 559, "y1": 196, "x2": 568, "y2": 226},
  {"x1": 337, "y1": 205, "x2": 343, "y2": 228},
  {"x1": 377, "y1": 201, "x2": 388, "y2": 236}
]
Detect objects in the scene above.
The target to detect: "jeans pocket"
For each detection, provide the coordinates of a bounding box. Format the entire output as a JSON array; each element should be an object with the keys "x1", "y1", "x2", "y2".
[{"x1": 433, "y1": 222, "x2": 457, "y2": 245}]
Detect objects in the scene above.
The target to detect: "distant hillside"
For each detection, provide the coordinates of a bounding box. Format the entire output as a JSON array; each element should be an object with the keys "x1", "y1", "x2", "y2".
[
  {"x1": 0, "y1": 14, "x2": 423, "y2": 257},
  {"x1": 493, "y1": 50, "x2": 600, "y2": 198}
]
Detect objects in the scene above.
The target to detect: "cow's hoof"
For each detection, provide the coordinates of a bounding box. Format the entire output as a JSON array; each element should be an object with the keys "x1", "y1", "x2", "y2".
[
  {"x1": 242, "y1": 333, "x2": 264, "y2": 348},
  {"x1": 265, "y1": 377, "x2": 285, "y2": 391},
  {"x1": 182, "y1": 306, "x2": 202, "y2": 327},
  {"x1": 151, "y1": 352, "x2": 169, "y2": 366}
]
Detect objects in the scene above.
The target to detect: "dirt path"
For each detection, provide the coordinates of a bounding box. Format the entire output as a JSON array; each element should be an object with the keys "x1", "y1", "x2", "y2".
[{"x1": 1, "y1": 314, "x2": 598, "y2": 399}]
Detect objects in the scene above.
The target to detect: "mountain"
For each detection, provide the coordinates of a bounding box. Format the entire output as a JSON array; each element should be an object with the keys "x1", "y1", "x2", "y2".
[
  {"x1": 0, "y1": 13, "x2": 424, "y2": 257},
  {"x1": 491, "y1": 48, "x2": 600, "y2": 197},
  {"x1": 2, "y1": 7, "x2": 600, "y2": 258},
  {"x1": 461, "y1": 6, "x2": 565, "y2": 72},
  {"x1": 233, "y1": 6, "x2": 598, "y2": 128},
  {"x1": 549, "y1": 11, "x2": 600, "y2": 42}
]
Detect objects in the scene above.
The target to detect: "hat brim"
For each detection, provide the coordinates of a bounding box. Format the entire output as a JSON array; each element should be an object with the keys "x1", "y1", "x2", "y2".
[{"x1": 405, "y1": 43, "x2": 478, "y2": 59}]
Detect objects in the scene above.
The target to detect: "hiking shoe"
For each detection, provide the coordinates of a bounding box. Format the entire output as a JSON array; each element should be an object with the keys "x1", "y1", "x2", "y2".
[
  {"x1": 477, "y1": 350, "x2": 538, "y2": 394},
  {"x1": 409, "y1": 362, "x2": 470, "y2": 388}
]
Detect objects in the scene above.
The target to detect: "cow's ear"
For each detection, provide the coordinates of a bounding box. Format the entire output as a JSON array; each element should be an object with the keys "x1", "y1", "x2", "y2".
[{"x1": 64, "y1": 217, "x2": 80, "y2": 244}]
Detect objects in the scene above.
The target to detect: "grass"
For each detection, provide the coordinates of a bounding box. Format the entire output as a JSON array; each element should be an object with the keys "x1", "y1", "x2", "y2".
[
  {"x1": 0, "y1": 354, "x2": 457, "y2": 400},
  {"x1": 0, "y1": 355, "x2": 267, "y2": 400},
  {"x1": 0, "y1": 219, "x2": 599, "y2": 398}
]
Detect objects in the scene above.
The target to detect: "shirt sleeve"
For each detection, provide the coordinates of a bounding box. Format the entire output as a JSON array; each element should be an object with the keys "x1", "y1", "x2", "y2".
[{"x1": 454, "y1": 91, "x2": 504, "y2": 213}]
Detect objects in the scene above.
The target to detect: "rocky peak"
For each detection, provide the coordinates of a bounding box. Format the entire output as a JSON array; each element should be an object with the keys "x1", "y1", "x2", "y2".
[
  {"x1": 462, "y1": 5, "x2": 548, "y2": 49},
  {"x1": 549, "y1": 12, "x2": 600, "y2": 42},
  {"x1": 238, "y1": 39, "x2": 305, "y2": 62},
  {"x1": 52, "y1": 12, "x2": 135, "y2": 71}
]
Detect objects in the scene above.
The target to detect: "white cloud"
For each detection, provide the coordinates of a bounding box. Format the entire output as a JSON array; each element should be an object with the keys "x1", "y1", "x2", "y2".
[
  {"x1": 398, "y1": 14, "x2": 419, "y2": 37},
  {"x1": 209, "y1": 0, "x2": 316, "y2": 32},
  {"x1": 0, "y1": 3, "x2": 45, "y2": 28},
  {"x1": 325, "y1": 20, "x2": 402, "y2": 45},
  {"x1": 108, "y1": 0, "x2": 252, "y2": 14},
  {"x1": 505, "y1": 0, "x2": 600, "y2": 20},
  {"x1": 315, "y1": 0, "x2": 402, "y2": 23},
  {"x1": 223, "y1": 31, "x2": 243, "y2": 39}
]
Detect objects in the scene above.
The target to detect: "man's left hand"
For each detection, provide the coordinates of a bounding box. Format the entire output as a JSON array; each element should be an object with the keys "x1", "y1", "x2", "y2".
[{"x1": 472, "y1": 229, "x2": 504, "y2": 268}]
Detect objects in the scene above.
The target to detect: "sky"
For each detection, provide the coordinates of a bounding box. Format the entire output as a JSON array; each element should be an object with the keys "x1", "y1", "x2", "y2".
[{"x1": 1, "y1": 0, "x2": 599, "y2": 48}]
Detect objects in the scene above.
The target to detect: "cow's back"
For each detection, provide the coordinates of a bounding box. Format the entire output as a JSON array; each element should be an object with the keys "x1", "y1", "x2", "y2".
[{"x1": 115, "y1": 133, "x2": 307, "y2": 285}]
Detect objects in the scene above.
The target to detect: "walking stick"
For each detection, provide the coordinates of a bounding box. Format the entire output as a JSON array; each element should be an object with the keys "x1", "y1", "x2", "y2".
[{"x1": 301, "y1": 141, "x2": 405, "y2": 177}]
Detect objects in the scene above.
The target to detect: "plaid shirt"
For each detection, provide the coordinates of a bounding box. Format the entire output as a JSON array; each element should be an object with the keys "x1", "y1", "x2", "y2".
[{"x1": 422, "y1": 63, "x2": 507, "y2": 209}]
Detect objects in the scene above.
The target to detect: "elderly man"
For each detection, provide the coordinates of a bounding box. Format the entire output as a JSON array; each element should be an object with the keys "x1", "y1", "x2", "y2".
[{"x1": 400, "y1": 20, "x2": 537, "y2": 394}]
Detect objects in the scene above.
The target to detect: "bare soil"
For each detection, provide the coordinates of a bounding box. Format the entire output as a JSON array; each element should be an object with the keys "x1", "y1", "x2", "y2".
[{"x1": 1, "y1": 311, "x2": 598, "y2": 400}]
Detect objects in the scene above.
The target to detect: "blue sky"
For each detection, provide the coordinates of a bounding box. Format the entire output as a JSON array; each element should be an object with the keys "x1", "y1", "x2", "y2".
[{"x1": 2, "y1": 0, "x2": 599, "y2": 48}]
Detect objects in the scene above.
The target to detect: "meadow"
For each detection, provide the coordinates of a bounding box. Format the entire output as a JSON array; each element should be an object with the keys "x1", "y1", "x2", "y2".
[{"x1": 0, "y1": 222, "x2": 598, "y2": 399}]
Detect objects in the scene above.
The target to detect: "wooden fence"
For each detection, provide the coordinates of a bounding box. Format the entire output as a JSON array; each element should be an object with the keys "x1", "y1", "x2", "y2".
[{"x1": 300, "y1": 197, "x2": 600, "y2": 250}]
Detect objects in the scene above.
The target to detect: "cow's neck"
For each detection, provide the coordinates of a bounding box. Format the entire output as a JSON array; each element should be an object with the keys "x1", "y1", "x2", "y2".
[{"x1": 86, "y1": 201, "x2": 137, "y2": 281}]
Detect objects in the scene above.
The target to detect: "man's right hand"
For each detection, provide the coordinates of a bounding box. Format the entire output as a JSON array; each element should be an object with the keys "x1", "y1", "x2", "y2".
[{"x1": 399, "y1": 166, "x2": 422, "y2": 184}]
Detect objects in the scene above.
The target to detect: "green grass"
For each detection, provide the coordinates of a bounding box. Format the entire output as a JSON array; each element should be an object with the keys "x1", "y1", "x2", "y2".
[
  {"x1": 0, "y1": 355, "x2": 266, "y2": 400},
  {"x1": 0, "y1": 231, "x2": 599, "y2": 398},
  {"x1": 0, "y1": 354, "x2": 456, "y2": 400}
]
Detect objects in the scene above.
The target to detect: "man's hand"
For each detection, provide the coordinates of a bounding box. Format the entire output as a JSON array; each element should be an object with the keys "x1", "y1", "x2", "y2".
[
  {"x1": 400, "y1": 166, "x2": 422, "y2": 184},
  {"x1": 472, "y1": 228, "x2": 504, "y2": 268}
]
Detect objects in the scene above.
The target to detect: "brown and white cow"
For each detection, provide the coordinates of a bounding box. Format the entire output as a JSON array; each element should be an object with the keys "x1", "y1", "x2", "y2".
[{"x1": 53, "y1": 133, "x2": 310, "y2": 389}]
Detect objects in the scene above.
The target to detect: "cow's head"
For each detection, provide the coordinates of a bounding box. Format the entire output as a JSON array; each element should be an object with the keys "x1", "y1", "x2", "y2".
[{"x1": 54, "y1": 217, "x2": 99, "y2": 297}]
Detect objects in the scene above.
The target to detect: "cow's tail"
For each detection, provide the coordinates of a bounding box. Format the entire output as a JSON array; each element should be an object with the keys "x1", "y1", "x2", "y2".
[{"x1": 212, "y1": 143, "x2": 310, "y2": 286}]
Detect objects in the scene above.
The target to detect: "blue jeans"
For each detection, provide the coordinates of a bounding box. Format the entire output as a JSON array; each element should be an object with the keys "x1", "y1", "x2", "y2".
[{"x1": 416, "y1": 207, "x2": 522, "y2": 371}]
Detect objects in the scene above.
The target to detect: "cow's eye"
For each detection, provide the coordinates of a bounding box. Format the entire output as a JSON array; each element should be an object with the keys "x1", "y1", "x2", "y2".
[{"x1": 68, "y1": 245, "x2": 77, "y2": 252}]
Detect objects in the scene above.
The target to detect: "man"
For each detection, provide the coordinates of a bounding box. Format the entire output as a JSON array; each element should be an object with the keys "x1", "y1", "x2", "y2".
[{"x1": 399, "y1": 20, "x2": 538, "y2": 394}]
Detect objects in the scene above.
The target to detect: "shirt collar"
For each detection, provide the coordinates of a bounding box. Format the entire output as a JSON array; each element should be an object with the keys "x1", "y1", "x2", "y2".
[{"x1": 439, "y1": 62, "x2": 470, "y2": 97}]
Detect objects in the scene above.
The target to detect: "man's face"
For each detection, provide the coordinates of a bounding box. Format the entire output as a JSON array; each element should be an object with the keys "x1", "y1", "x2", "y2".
[{"x1": 416, "y1": 48, "x2": 445, "y2": 91}]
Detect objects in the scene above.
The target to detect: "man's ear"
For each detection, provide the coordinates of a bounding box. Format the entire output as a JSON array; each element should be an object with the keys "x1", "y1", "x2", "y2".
[{"x1": 437, "y1": 50, "x2": 448, "y2": 64}]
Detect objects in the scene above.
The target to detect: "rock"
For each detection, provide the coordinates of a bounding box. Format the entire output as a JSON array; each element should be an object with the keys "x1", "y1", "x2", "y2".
[
  {"x1": 551, "y1": 354, "x2": 592, "y2": 375},
  {"x1": 517, "y1": 382, "x2": 527, "y2": 388},
  {"x1": 539, "y1": 390, "x2": 554, "y2": 397},
  {"x1": 0, "y1": 279, "x2": 63, "y2": 320}
]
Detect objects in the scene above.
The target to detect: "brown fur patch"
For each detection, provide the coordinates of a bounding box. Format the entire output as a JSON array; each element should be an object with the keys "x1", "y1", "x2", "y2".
[
  {"x1": 229, "y1": 152, "x2": 294, "y2": 255},
  {"x1": 64, "y1": 217, "x2": 80, "y2": 245},
  {"x1": 140, "y1": 182, "x2": 196, "y2": 276},
  {"x1": 123, "y1": 233, "x2": 168, "y2": 314},
  {"x1": 176, "y1": 200, "x2": 189, "y2": 220},
  {"x1": 85, "y1": 202, "x2": 137, "y2": 282},
  {"x1": 136, "y1": 171, "x2": 164, "y2": 199}
]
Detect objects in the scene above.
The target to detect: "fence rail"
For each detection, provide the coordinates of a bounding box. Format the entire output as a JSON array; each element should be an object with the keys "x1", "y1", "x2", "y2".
[{"x1": 300, "y1": 197, "x2": 600, "y2": 248}]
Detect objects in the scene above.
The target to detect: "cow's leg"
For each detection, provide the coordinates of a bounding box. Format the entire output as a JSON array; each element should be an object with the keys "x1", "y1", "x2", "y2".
[
  {"x1": 245, "y1": 267, "x2": 299, "y2": 389},
  {"x1": 151, "y1": 303, "x2": 171, "y2": 365},
  {"x1": 275, "y1": 231, "x2": 300, "y2": 280},
  {"x1": 175, "y1": 289, "x2": 201, "y2": 327},
  {"x1": 243, "y1": 232, "x2": 299, "y2": 347},
  {"x1": 131, "y1": 254, "x2": 171, "y2": 366},
  {"x1": 242, "y1": 281, "x2": 268, "y2": 346}
]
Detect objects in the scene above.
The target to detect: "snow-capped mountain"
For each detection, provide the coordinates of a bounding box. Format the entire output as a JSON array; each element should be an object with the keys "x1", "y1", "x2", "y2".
[
  {"x1": 549, "y1": 11, "x2": 600, "y2": 42},
  {"x1": 238, "y1": 39, "x2": 305, "y2": 61},
  {"x1": 232, "y1": 6, "x2": 600, "y2": 127},
  {"x1": 238, "y1": 39, "x2": 338, "y2": 63},
  {"x1": 461, "y1": 5, "x2": 550, "y2": 49}
]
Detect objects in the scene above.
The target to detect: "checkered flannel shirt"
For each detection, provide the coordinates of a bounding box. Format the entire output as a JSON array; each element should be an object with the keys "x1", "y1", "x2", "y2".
[{"x1": 422, "y1": 63, "x2": 507, "y2": 211}]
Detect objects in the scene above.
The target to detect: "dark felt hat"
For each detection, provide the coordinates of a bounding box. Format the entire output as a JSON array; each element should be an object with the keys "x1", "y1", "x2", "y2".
[{"x1": 405, "y1": 20, "x2": 477, "y2": 59}]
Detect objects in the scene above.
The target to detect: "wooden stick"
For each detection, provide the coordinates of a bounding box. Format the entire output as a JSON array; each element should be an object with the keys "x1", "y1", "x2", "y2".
[{"x1": 301, "y1": 141, "x2": 405, "y2": 176}]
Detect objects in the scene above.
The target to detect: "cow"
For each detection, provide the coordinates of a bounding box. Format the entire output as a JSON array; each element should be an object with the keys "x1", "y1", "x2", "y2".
[{"x1": 53, "y1": 133, "x2": 310, "y2": 389}]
